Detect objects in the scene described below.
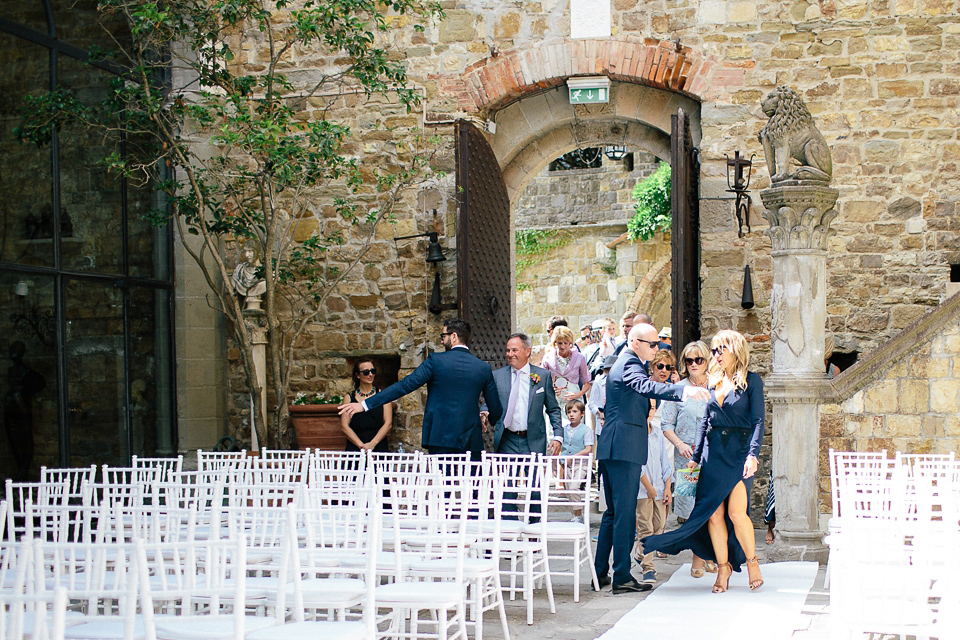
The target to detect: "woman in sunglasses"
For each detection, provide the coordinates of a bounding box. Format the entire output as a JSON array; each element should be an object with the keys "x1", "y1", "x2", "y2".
[
  {"x1": 642, "y1": 329, "x2": 765, "y2": 593},
  {"x1": 340, "y1": 358, "x2": 393, "y2": 452},
  {"x1": 659, "y1": 341, "x2": 716, "y2": 578}
]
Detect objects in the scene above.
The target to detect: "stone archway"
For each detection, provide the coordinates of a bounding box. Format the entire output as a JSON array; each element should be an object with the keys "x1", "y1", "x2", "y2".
[{"x1": 629, "y1": 254, "x2": 672, "y2": 329}]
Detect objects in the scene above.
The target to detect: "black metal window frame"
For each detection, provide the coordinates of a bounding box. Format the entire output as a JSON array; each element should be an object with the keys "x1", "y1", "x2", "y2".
[{"x1": 0, "y1": 4, "x2": 178, "y2": 466}]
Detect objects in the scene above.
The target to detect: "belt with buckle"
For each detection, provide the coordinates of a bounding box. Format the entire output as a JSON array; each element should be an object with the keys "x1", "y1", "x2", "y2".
[{"x1": 508, "y1": 429, "x2": 528, "y2": 437}]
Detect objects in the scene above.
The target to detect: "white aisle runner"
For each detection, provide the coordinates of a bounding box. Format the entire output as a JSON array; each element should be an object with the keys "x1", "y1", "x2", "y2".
[{"x1": 597, "y1": 561, "x2": 819, "y2": 640}]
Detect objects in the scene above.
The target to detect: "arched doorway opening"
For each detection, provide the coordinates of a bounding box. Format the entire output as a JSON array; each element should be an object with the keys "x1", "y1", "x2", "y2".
[{"x1": 485, "y1": 81, "x2": 700, "y2": 350}]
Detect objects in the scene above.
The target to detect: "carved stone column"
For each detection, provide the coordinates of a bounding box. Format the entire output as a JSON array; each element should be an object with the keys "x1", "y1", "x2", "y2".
[{"x1": 761, "y1": 183, "x2": 838, "y2": 562}]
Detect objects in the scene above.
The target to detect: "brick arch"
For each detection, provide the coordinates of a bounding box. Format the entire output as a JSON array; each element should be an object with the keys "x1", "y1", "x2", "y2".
[{"x1": 435, "y1": 37, "x2": 741, "y2": 114}]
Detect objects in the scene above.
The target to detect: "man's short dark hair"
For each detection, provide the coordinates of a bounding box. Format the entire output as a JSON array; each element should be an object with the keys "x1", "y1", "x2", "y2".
[
  {"x1": 548, "y1": 316, "x2": 568, "y2": 331},
  {"x1": 507, "y1": 332, "x2": 531, "y2": 349},
  {"x1": 635, "y1": 313, "x2": 652, "y2": 325},
  {"x1": 620, "y1": 311, "x2": 637, "y2": 322},
  {"x1": 443, "y1": 317, "x2": 471, "y2": 343}
]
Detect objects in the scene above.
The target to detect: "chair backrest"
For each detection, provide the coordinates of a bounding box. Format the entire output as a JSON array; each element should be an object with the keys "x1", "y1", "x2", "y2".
[
  {"x1": 5, "y1": 481, "x2": 68, "y2": 541},
  {"x1": 39, "y1": 465, "x2": 97, "y2": 502},
  {"x1": 0, "y1": 586, "x2": 67, "y2": 640},
  {"x1": 260, "y1": 448, "x2": 311, "y2": 461},
  {"x1": 543, "y1": 453, "x2": 594, "y2": 518},
  {"x1": 135, "y1": 535, "x2": 250, "y2": 640},
  {"x1": 896, "y1": 450, "x2": 956, "y2": 476},
  {"x1": 196, "y1": 449, "x2": 249, "y2": 474},
  {"x1": 483, "y1": 453, "x2": 545, "y2": 523},
  {"x1": 130, "y1": 454, "x2": 184, "y2": 483},
  {"x1": 829, "y1": 449, "x2": 893, "y2": 518},
  {"x1": 309, "y1": 450, "x2": 367, "y2": 477},
  {"x1": 369, "y1": 451, "x2": 424, "y2": 475}
]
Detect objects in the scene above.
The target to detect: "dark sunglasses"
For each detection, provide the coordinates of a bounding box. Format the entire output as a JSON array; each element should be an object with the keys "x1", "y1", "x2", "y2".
[
  {"x1": 711, "y1": 345, "x2": 731, "y2": 357},
  {"x1": 440, "y1": 332, "x2": 453, "y2": 338},
  {"x1": 359, "y1": 368, "x2": 376, "y2": 376},
  {"x1": 684, "y1": 357, "x2": 706, "y2": 366},
  {"x1": 633, "y1": 338, "x2": 660, "y2": 349},
  {"x1": 655, "y1": 363, "x2": 675, "y2": 371}
]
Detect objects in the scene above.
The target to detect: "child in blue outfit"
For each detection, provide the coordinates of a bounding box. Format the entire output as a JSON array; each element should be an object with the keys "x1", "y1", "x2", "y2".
[{"x1": 560, "y1": 400, "x2": 594, "y2": 523}]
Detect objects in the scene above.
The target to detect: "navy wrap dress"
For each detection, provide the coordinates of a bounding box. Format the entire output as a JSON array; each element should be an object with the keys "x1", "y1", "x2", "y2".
[{"x1": 642, "y1": 370, "x2": 765, "y2": 572}]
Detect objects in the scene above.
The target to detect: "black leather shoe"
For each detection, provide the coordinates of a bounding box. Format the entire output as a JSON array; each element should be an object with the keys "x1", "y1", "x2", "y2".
[
  {"x1": 594, "y1": 574, "x2": 611, "y2": 591},
  {"x1": 612, "y1": 578, "x2": 653, "y2": 594}
]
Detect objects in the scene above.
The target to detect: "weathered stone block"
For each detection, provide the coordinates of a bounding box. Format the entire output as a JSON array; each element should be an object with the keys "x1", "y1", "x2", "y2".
[
  {"x1": 931, "y1": 379, "x2": 960, "y2": 413},
  {"x1": 864, "y1": 379, "x2": 898, "y2": 413},
  {"x1": 899, "y1": 379, "x2": 930, "y2": 413}
]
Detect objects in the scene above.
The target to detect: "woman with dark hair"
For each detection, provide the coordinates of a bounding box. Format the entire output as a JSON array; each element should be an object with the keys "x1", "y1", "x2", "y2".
[
  {"x1": 340, "y1": 358, "x2": 393, "y2": 451},
  {"x1": 643, "y1": 330, "x2": 765, "y2": 593}
]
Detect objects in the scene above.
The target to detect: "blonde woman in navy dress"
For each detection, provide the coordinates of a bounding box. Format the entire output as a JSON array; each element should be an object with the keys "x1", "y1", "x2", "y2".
[{"x1": 642, "y1": 329, "x2": 764, "y2": 593}]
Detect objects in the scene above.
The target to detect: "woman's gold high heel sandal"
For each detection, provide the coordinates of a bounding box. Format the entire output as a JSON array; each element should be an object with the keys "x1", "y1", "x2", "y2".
[
  {"x1": 746, "y1": 556, "x2": 764, "y2": 591},
  {"x1": 712, "y1": 562, "x2": 733, "y2": 593}
]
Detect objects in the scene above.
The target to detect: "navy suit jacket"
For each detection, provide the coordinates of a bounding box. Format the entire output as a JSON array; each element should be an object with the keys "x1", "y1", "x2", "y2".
[
  {"x1": 364, "y1": 347, "x2": 502, "y2": 452},
  {"x1": 596, "y1": 348, "x2": 684, "y2": 466},
  {"x1": 490, "y1": 364, "x2": 562, "y2": 454}
]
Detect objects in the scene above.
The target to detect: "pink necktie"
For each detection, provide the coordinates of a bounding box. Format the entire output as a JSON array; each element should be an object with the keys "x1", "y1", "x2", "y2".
[{"x1": 504, "y1": 369, "x2": 520, "y2": 429}]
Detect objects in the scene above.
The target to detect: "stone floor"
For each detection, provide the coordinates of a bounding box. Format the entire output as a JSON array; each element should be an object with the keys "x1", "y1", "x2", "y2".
[{"x1": 486, "y1": 511, "x2": 833, "y2": 640}]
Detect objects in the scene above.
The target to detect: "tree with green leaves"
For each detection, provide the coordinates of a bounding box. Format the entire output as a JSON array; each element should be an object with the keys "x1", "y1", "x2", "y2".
[
  {"x1": 15, "y1": 0, "x2": 445, "y2": 448},
  {"x1": 627, "y1": 162, "x2": 671, "y2": 241}
]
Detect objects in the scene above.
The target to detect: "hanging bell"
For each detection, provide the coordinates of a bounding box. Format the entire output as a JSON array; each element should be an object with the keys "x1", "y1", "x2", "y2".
[{"x1": 425, "y1": 232, "x2": 446, "y2": 263}]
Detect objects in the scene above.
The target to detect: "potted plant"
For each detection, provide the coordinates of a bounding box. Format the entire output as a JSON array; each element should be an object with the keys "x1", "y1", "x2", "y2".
[{"x1": 288, "y1": 393, "x2": 346, "y2": 451}]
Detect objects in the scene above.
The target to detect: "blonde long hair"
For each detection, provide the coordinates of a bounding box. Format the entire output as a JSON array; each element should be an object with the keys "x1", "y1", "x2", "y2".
[{"x1": 706, "y1": 330, "x2": 750, "y2": 391}]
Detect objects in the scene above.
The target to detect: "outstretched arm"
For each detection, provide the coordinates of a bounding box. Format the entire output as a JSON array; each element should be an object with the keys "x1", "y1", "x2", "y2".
[{"x1": 339, "y1": 357, "x2": 435, "y2": 418}]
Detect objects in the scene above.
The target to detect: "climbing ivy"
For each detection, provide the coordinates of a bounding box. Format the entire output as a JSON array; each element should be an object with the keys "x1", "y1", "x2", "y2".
[
  {"x1": 515, "y1": 229, "x2": 571, "y2": 290},
  {"x1": 628, "y1": 162, "x2": 672, "y2": 241}
]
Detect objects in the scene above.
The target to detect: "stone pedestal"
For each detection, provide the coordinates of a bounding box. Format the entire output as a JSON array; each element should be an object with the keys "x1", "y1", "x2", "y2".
[
  {"x1": 760, "y1": 183, "x2": 838, "y2": 563},
  {"x1": 243, "y1": 309, "x2": 268, "y2": 452}
]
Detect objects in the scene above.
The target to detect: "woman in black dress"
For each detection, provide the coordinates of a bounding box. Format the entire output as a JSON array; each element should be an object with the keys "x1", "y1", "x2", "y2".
[
  {"x1": 340, "y1": 358, "x2": 393, "y2": 452},
  {"x1": 643, "y1": 329, "x2": 764, "y2": 593}
]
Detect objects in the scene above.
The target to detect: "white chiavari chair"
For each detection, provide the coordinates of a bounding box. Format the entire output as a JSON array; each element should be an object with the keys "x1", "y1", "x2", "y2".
[
  {"x1": 308, "y1": 452, "x2": 366, "y2": 483},
  {"x1": 532, "y1": 455, "x2": 599, "y2": 602},
  {"x1": 196, "y1": 449, "x2": 249, "y2": 480},
  {"x1": 5, "y1": 481, "x2": 68, "y2": 542},
  {"x1": 131, "y1": 455, "x2": 184, "y2": 484},
  {"x1": 0, "y1": 587, "x2": 68, "y2": 640},
  {"x1": 39, "y1": 467, "x2": 97, "y2": 505},
  {"x1": 482, "y1": 453, "x2": 554, "y2": 625},
  {"x1": 376, "y1": 475, "x2": 468, "y2": 640},
  {"x1": 246, "y1": 503, "x2": 379, "y2": 640}
]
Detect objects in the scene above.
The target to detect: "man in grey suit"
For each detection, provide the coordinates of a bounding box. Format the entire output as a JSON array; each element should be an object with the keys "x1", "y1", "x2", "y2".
[{"x1": 482, "y1": 333, "x2": 563, "y2": 456}]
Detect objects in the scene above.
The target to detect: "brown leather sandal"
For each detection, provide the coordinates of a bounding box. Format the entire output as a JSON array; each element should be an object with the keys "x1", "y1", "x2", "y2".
[
  {"x1": 712, "y1": 562, "x2": 732, "y2": 593},
  {"x1": 746, "y1": 556, "x2": 764, "y2": 590}
]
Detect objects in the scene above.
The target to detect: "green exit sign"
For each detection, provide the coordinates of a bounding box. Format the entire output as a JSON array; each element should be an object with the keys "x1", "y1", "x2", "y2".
[
  {"x1": 567, "y1": 76, "x2": 611, "y2": 104},
  {"x1": 569, "y1": 87, "x2": 608, "y2": 103}
]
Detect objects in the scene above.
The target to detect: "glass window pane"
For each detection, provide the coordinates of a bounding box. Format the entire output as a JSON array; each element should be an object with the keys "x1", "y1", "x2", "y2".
[
  {"x1": 48, "y1": 0, "x2": 128, "y2": 53},
  {"x1": 127, "y1": 169, "x2": 170, "y2": 279},
  {"x1": 129, "y1": 287, "x2": 174, "y2": 456},
  {"x1": 0, "y1": 2, "x2": 51, "y2": 34},
  {"x1": 0, "y1": 34, "x2": 54, "y2": 268},
  {"x1": 0, "y1": 271, "x2": 59, "y2": 481},
  {"x1": 58, "y1": 55, "x2": 124, "y2": 275},
  {"x1": 66, "y1": 278, "x2": 126, "y2": 467}
]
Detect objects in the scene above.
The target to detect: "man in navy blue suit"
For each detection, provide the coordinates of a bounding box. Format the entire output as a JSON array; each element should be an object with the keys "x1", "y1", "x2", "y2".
[
  {"x1": 594, "y1": 323, "x2": 709, "y2": 593},
  {"x1": 338, "y1": 318, "x2": 502, "y2": 457}
]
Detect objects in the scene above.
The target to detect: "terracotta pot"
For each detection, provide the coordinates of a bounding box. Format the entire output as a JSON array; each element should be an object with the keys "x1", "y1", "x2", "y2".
[{"x1": 288, "y1": 404, "x2": 347, "y2": 451}]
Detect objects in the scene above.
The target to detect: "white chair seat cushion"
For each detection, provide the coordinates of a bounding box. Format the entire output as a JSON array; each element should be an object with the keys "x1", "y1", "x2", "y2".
[
  {"x1": 155, "y1": 616, "x2": 277, "y2": 640},
  {"x1": 484, "y1": 520, "x2": 523, "y2": 535},
  {"x1": 284, "y1": 578, "x2": 365, "y2": 605},
  {"x1": 523, "y1": 522, "x2": 586, "y2": 536},
  {"x1": 247, "y1": 621, "x2": 367, "y2": 640},
  {"x1": 410, "y1": 557, "x2": 496, "y2": 577},
  {"x1": 376, "y1": 582, "x2": 463, "y2": 607},
  {"x1": 339, "y1": 551, "x2": 420, "y2": 572},
  {"x1": 64, "y1": 617, "x2": 146, "y2": 640}
]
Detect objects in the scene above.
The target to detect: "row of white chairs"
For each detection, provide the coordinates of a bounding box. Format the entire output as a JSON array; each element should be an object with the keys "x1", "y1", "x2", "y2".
[
  {"x1": 3, "y1": 451, "x2": 597, "y2": 640},
  {"x1": 826, "y1": 449, "x2": 960, "y2": 639}
]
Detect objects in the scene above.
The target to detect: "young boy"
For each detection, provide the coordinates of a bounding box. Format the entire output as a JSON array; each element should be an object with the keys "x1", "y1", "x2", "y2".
[
  {"x1": 561, "y1": 400, "x2": 594, "y2": 523},
  {"x1": 634, "y1": 408, "x2": 673, "y2": 584}
]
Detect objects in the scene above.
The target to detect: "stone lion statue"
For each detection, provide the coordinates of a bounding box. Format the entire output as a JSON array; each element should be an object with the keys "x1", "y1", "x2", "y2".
[{"x1": 757, "y1": 86, "x2": 832, "y2": 184}]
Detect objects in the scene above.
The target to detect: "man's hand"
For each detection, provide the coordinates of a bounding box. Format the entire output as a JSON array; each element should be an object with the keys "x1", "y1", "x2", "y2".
[
  {"x1": 547, "y1": 440, "x2": 562, "y2": 456},
  {"x1": 681, "y1": 385, "x2": 710, "y2": 402},
  {"x1": 480, "y1": 411, "x2": 490, "y2": 433},
  {"x1": 674, "y1": 441, "x2": 693, "y2": 458},
  {"x1": 338, "y1": 402, "x2": 364, "y2": 418}
]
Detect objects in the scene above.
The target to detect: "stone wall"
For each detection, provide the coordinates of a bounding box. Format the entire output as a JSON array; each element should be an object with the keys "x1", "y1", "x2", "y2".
[
  {"x1": 818, "y1": 292, "x2": 960, "y2": 522},
  {"x1": 515, "y1": 152, "x2": 660, "y2": 228}
]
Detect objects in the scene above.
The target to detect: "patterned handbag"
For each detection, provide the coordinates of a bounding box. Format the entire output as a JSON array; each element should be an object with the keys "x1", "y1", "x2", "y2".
[{"x1": 675, "y1": 466, "x2": 700, "y2": 497}]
